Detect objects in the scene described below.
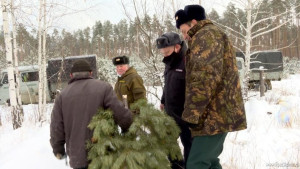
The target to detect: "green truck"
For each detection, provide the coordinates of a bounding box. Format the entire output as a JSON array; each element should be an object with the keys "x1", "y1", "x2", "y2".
[
  {"x1": 236, "y1": 51, "x2": 284, "y2": 91},
  {"x1": 0, "y1": 55, "x2": 97, "y2": 105},
  {"x1": 47, "y1": 55, "x2": 98, "y2": 100},
  {"x1": 0, "y1": 65, "x2": 51, "y2": 105}
]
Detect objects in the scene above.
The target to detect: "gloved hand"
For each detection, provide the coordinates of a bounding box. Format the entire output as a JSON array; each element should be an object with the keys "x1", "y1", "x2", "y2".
[{"x1": 55, "y1": 153, "x2": 66, "y2": 160}]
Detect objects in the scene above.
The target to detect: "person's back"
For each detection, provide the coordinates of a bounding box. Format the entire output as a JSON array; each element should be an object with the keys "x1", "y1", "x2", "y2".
[{"x1": 50, "y1": 60, "x2": 132, "y2": 169}]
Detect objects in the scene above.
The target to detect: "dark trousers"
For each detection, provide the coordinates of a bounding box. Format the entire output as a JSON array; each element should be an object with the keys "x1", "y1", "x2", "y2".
[
  {"x1": 187, "y1": 133, "x2": 227, "y2": 169},
  {"x1": 169, "y1": 113, "x2": 193, "y2": 169},
  {"x1": 75, "y1": 167, "x2": 87, "y2": 169}
]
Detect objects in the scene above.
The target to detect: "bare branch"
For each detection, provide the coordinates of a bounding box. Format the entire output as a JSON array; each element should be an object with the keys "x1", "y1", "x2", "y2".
[
  {"x1": 252, "y1": 12, "x2": 300, "y2": 39},
  {"x1": 251, "y1": 0, "x2": 264, "y2": 25},
  {"x1": 225, "y1": 10, "x2": 247, "y2": 32},
  {"x1": 213, "y1": 21, "x2": 245, "y2": 38},
  {"x1": 251, "y1": 23, "x2": 273, "y2": 35},
  {"x1": 252, "y1": 4, "x2": 300, "y2": 28}
]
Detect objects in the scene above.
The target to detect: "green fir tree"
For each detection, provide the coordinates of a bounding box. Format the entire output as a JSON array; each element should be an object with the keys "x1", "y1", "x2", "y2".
[{"x1": 87, "y1": 99, "x2": 183, "y2": 169}]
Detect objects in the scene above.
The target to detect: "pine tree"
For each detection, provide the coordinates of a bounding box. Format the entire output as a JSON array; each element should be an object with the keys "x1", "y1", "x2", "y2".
[{"x1": 87, "y1": 100, "x2": 183, "y2": 169}]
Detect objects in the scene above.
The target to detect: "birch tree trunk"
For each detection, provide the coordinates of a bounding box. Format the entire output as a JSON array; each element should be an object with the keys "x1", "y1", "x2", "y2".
[
  {"x1": 214, "y1": 0, "x2": 300, "y2": 98},
  {"x1": 11, "y1": 0, "x2": 24, "y2": 122},
  {"x1": 42, "y1": 0, "x2": 47, "y2": 117},
  {"x1": 37, "y1": 0, "x2": 44, "y2": 123},
  {"x1": 1, "y1": 0, "x2": 21, "y2": 129},
  {"x1": 244, "y1": 0, "x2": 252, "y2": 97}
]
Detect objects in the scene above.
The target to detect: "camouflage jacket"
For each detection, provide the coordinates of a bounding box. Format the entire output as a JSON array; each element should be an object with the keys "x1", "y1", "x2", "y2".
[
  {"x1": 182, "y1": 20, "x2": 247, "y2": 136},
  {"x1": 114, "y1": 67, "x2": 146, "y2": 108}
]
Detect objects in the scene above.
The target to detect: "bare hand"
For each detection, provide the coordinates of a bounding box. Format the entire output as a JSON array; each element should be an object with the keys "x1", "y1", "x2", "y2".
[{"x1": 160, "y1": 104, "x2": 164, "y2": 111}]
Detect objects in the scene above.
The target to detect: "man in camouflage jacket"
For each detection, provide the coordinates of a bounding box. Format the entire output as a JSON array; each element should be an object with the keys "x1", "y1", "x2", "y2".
[
  {"x1": 175, "y1": 5, "x2": 247, "y2": 169},
  {"x1": 112, "y1": 56, "x2": 146, "y2": 108}
]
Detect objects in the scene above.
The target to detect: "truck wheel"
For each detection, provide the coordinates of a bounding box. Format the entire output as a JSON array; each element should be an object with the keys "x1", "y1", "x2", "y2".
[
  {"x1": 256, "y1": 83, "x2": 268, "y2": 92},
  {"x1": 254, "y1": 83, "x2": 260, "y2": 91},
  {"x1": 266, "y1": 80, "x2": 272, "y2": 90},
  {"x1": 6, "y1": 99, "x2": 10, "y2": 106},
  {"x1": 249, "y1": 83, "x2": 256, "y2": 90}
]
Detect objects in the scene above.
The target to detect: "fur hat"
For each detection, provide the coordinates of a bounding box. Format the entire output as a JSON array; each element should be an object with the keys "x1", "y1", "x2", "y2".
[
  {"x1": 71, "y1": 60, "x2": 92, "y2": 73},
  {"x1": 156, "y1": 32, "x2": 181, "y2": 49},
  {"x1": 112, "y1": 56, "x2": 129, "y2": 65},
  {"x1": 175, "y1": 5, "x2": 206, "y2": 29}
]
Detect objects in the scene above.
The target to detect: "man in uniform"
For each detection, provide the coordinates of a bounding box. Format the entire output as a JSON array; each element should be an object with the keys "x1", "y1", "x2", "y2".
[
  {"x1": 112, "y1": 56, "x2": 146, "y2": 107},
  {"x1": 156, "y1": 32, "x2": 192, "y2": 169}
]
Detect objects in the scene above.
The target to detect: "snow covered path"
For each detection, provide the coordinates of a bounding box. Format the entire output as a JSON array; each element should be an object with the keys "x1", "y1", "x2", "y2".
[{"x1": 0, "y1": 123, "x2": 71, "y2": 169}]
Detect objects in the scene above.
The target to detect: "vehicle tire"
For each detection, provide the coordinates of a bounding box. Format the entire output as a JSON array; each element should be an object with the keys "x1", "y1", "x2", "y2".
[
  {"x1": 266, "y1": 80, "x2": 272, "y2": 90},
  {"x1": 6, "y1": 99, "x2": 10, "y2": 106},
  {"x1": 256, "y1": 83, "x2": 268, "y2": 92}
]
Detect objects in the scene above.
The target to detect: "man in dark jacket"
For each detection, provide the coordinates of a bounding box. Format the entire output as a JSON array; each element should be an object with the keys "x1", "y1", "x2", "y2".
[
  {"x1": 175, "y1": 5, "x2": 247, "y2": 169},
  {"x1": 156, "y1": 32, "x2": 192, "y2": 169},
  {"x1": 112, "y1": 56, "x2": 146, "y2": 108},
  {"x1": 50, "y1": 60, "x2": 133, "y2": 169}
]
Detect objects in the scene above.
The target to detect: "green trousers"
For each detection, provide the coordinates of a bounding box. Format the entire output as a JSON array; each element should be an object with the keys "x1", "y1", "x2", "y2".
[{"x1": 187, "y1": 133, "x2": 228, "y2": 169}]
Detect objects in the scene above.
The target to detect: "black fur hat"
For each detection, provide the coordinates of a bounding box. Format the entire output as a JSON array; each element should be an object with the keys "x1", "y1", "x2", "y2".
[
  {"x1": 156, "y1": 32, "x2": 181, "y2": 49},
  {"x1": 112, "y1": 56, "x2": 129, "y2": 65},
  {"x1": 175, "y1": 5, "x2": 206, "y2": 29},
  {"x1": 71, "y1": 59, "x2": 92, "y2": 73}
]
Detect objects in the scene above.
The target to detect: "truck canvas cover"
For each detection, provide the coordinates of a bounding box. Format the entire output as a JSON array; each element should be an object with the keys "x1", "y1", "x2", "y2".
[
  {"x1": 47, "y1": 55, "x2": 97, "y2": 98},
  {"x1": 236, "y1": 51, "x2": 283, "y2": 72}
]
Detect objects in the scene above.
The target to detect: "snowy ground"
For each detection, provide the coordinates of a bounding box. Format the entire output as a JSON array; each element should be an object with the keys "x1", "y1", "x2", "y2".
[{"x1": 0, "y1": 74, "x2": 300, "y2": 169}]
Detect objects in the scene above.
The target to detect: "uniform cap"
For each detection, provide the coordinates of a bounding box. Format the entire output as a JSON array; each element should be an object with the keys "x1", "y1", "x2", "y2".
[
  {"x1": 175, "y1": 5, "x2": 206, "y2": 29},
  {"x1": 112, "y1": 56, "x2": 130, "y2": 65},
  {"x1": 156, "y1": 32, "x2": 181, "y2": 49}
]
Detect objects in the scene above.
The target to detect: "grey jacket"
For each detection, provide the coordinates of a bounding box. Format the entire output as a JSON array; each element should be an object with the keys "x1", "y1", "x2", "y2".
[{"x1": 50, "y1": 76, "x2": 132, "y2": 168}]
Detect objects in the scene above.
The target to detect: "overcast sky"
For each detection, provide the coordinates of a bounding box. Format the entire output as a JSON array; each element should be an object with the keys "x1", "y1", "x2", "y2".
[
  {"x1": 0, "y1": 0, "x2": 234, "y2": 32},
  {"x1": 54, "y1": 0, "x2": 232, "y2": 31}
]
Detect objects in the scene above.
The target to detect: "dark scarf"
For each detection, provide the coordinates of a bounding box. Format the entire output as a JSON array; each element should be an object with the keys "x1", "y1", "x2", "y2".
[{"x1": 162, "y1": 42, "x2": 187, "y2": 69}]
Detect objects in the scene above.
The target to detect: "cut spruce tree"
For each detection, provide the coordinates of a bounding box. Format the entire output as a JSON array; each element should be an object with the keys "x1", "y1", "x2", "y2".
[{"x1": 87, "y1": 99, "x2": 182, "y2": 169}]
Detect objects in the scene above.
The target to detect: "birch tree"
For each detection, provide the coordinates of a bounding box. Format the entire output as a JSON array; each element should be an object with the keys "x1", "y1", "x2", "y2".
[
  {"x1": 1, "y1": 0, "x2": 22, "y2": 129},
  {"x1": 37, "y1": 0, "x2": 47, "y2": 123},
  {"x1": 11, "y1": 0, "x2": 24, "y2": 123},
  {"x1": 214, "y1": 0, "x2": 300, "y2": 96},
  {"x1": 121, "y1": 0, "x2": 167, "y2": 102}
]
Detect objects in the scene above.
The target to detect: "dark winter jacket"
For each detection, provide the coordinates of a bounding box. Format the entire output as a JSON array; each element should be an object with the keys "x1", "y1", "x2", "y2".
[
  {"x1": 50, "y1": 75, "x2": 132, "y2": 168},
  {"x1": 161, "y1": 42, "x2": 187, "y2": 120},
  {"x1": 182, "y1": 20, "x2": 247, "y2": 136},
  {"x1": 114, "y1": 67, "x2": 146, "y2": 107}
]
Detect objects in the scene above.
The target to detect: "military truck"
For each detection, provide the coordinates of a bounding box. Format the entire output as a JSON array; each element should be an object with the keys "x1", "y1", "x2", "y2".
[
  {"x1": 0, "y1": 55, "x2": 97, "y2": 105},
  {"x1": 47, "y1": 55, "x2": 97, "y2": 100},
  {"x1": 0, "y1": 65, "x2": 51, "y2": 105},
  {"x1": 236, "y1": 51, "x2": 283, "y2": 91}
]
